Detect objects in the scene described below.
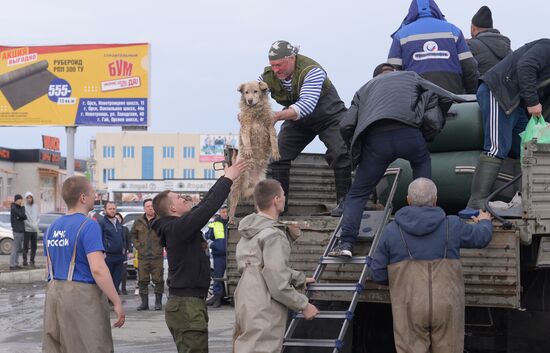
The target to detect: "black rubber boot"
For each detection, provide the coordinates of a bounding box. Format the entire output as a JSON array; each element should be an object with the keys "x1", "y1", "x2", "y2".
[
  {"x1": 467, "y1": 154, "x2": 503, "y2": 209},
  {"x1": 137, "y1": 294, "x2": 149, "y2": 311},
  {"x1": 154, "y1": 293, "x2": 163, "y2": 311},
  {"x1": 206, "y1": 294, "x2": 222, "y2": 308},
  {"x1": 330, "y1": 166, "x2": 352, "y2": 217},
  {"x1": 270, "y1": 162, "x2": 291, "y2": 213}
]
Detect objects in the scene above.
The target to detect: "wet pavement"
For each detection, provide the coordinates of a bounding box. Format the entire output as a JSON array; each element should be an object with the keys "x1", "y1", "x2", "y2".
[{"x1": 0, "y1": 281, "x2": 234, "y2": 353}]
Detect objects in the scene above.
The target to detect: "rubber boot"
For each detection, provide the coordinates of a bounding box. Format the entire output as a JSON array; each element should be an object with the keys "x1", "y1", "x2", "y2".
[
  {"x1": 137, "y1": 294, "x2": 149, "y2": 311},
  {"x1": 154, "y1": 293, "x2": 163, "y2": 311},
  {"x1": 206, "y1": 294, "x2": 222, "y2": 308},
  {"x1": 270, "y1": 161, "x2": 291, "y2": 213},
  {"x1": 466, "y1": 154, "x2": 503, "y2": 210},
  {"x1": 330, "y1": 166, "x2": 352, "y2": 217}
]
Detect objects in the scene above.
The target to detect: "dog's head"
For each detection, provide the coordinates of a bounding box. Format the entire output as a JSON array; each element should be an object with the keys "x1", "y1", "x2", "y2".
[{"x1": 238, "y1": 81, "x2": 269, "y2": 106}]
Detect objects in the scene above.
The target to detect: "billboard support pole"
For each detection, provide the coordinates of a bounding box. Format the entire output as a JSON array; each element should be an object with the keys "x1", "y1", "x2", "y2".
[{"x1": 65, "y1": 126, "x2": 76, "y2": 177}]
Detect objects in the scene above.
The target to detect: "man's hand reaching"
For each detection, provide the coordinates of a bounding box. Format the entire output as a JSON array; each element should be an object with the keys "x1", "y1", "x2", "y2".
[{"x1": 224, "y1": 158, "x2": 248, "y2": 181}]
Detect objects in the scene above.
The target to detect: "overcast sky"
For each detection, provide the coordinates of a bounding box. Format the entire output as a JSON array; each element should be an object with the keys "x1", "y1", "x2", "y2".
[{"x1": 0, "y1": 0, "x2": 546, "y2": 158}]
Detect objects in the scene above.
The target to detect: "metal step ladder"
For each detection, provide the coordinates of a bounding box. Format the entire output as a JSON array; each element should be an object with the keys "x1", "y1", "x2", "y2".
[{"x1": 282, "y1": 168, "x2": 401, "y2": 353}]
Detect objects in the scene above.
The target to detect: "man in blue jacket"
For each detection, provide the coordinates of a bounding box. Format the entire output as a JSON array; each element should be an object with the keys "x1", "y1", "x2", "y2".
[
  {"x1": 388, "y1": 0, "x2": 479, "y2": 94},
  {"x1": 465, "y1": 39, "x2": 550, "y2": 211},
  {"x1": 205, "y1": 205, "x2": 228, "y2": 308},
  {"x1": 370, "y1": 178, "x2": 492, "y2": 353},
  {"x1": 98, "y1": 201, "x2": 126, "y2": 291}
]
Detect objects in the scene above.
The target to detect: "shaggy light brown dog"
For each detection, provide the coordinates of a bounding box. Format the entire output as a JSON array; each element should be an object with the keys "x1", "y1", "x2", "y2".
[{"x1": 228, "y1": 81, "x2": 280, "y2": 222}]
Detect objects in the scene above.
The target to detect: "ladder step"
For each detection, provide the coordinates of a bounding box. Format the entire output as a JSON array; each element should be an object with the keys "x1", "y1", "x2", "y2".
[
  {"x1": 283, "y1": 338, "x2": 344, "y2": 348},
  {"x1": 293, "y1": 310, "x2": 353, "y2": 320},
  {"x1": 307, "y1": 283, "x2": 364, "y2": 292},
  {"x1": 320, "y1": 256, "x2": 368, "y2": 265}
]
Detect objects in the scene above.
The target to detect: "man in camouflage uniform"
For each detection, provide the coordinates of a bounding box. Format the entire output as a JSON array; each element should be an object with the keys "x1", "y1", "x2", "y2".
[{"x1": 131, "y1": 198, "x2": 164, "y2": 310}]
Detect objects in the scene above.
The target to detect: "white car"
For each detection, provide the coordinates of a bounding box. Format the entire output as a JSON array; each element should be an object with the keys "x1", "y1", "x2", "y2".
[
  {"x1": 0, "y1": 211, "x2": 11, "y2": 229},
  {"x1": 0, "y1": 225, "x2": 13, "y2": 255}
]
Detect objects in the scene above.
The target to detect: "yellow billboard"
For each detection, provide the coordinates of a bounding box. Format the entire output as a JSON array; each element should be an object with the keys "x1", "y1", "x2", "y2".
[{"x1": 0, "y1": 43, "x2": 149, "y2": 126}]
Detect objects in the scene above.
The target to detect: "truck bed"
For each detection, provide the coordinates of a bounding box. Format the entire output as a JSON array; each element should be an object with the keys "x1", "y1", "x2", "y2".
[
  {"x1": 226, "y1": 153, "x2": 521, "y2": 309},
  {"x1": 227, "y1": 217, "x2": 521, "y2": 309}
]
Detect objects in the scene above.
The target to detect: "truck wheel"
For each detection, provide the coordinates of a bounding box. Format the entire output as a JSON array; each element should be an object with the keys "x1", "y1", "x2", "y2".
[{"x1": 0, "y1": 238, "x2": 13, "y2": 255}]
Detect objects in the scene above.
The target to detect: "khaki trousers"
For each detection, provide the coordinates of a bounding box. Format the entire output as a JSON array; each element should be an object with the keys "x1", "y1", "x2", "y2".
[
  {"x1": 42, "y1": 280, "x2": 113, "y2": 353},
  {"x1": 138, "y1": 258, "x2": 164, "y2": 295}
]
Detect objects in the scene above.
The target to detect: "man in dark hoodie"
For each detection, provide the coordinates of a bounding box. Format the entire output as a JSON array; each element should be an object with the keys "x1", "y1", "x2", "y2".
[
  {"x1": 152, "y1": 159, "x2": 247, "y2": 353},
  {"x1": 370, "y1": 178, "x2": 492, "y2": 353},
  {"x1": 388, "y1": 0, "x2": 479, "y2": 94},
  {"x1": 10, "y1": 194, "x2": 26, "y2": 270},
  {"x1": 468, "y1": 6, "x2": 512, "y2": 75}
]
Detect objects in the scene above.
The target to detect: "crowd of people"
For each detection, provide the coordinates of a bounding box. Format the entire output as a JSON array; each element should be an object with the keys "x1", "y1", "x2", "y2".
[{"x1": 32, "y1": 0, "x2": 550, "y2": 352}]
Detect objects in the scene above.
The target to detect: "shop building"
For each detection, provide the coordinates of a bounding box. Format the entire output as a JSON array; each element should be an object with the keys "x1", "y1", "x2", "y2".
[{"x1": 0, "y1": 147, "x2": 87, "y2": 212}]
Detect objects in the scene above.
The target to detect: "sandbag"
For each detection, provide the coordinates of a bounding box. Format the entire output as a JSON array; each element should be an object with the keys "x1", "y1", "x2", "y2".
[{"x1": 427, "y1": 102, "x2": 483, "y2": 153}]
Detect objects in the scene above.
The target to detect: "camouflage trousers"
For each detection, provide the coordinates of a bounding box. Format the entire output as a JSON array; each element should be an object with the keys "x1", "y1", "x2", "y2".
[
  {"x1": 138, "y1": 258, "x2": 164, "y2": 295},
  {"x1": 165, "y1": 296, "x2": 209, "y2": 353}
]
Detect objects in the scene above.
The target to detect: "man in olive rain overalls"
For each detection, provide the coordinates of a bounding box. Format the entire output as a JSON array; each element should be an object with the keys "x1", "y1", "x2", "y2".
[
  {"x1": 42, "y1": 176, "x2": 125, "y2": 353},
  {"x1": 369, "y1": 178, "x2": 492, "y2": 353}
]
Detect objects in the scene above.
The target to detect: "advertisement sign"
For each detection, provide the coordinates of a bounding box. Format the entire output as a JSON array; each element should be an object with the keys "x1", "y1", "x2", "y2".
[
  {"x1": 199, "y1": 134, "x2": 238, "y2": 162},
  {"x1": 0, "y1": 43, "x2": 149, "y2": 126},
  {"x1": 42, "y1": 135, "x2": 60, "y2": 151}
]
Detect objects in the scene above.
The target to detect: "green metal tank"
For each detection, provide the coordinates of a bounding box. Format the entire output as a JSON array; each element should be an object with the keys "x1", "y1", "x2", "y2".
[{"x1": 427, "y1": 101, "x2": 484, "y2": 153}]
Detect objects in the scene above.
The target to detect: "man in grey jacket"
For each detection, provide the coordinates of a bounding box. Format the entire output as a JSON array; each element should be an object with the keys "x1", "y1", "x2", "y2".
[
  {"x1": 329, "y1": 64, "x2": 457, "y2": 257},
  {"x1": 23, "y1": 191, "x2": 40, "y2": 267},
  {"x1": 468, "y1": 6, "x2": 512, "y2": 75}
]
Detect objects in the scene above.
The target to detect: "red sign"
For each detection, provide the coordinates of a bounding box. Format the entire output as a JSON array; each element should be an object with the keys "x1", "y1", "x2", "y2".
[
  {"x1": 0, "y1": 148, "x2": 10, "y2": 160},
  {"x1": 42, "y1": 135, "x2": 60, "y2": 151},
  {"x1": 40, "y1": 151, "x2": 61, "y2": 164},
  {"x1": 108, "y1": 60, "x2": 133, "y2": 77}
]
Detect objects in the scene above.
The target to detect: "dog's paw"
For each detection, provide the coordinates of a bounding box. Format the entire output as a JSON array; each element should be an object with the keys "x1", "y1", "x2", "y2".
[
  {"x1": 241, "y1": 148, "x2": 253, "y2": 158},
  {"x1": 271, "y1": 150, "x2": 281, "y2": 161}
]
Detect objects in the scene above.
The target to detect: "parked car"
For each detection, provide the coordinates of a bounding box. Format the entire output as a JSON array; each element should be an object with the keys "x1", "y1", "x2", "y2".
[
  {"x1": 0, "y1": 211, "x2": 11, "y2": 229},
  {"x1": 38, "y1": 212, "x2": 64, "y2": 238},
  {"x1": 0, "y1": 225, "x2": 13, "y2": 255},
  {"x1": 91, "y1": 207, "x2": 142, "y2": 224}
]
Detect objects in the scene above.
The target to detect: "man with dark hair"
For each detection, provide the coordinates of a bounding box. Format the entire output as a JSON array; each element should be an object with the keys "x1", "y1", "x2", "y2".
[
  {"x1": 98, "y1": 201, "x2": 126, "y2": 293},
  {"x1": 329, "y1": 65, "x2": 457, "y2": 258},
  {"x1": 468, "y1": 6, "x2": 511, "y2": 75},
  {"x1": 233, "y1": 179, "x2": 319, "y2": 353},
  {"x1": 42, "y1": 176, "x2": 124, "y2": 353},
  {"x1": 131, "y1": 198, "x2": 164, "y2": 310},
  {"x1": 388, "y1": 0, "x2": 479, "y2": 94},
  {"x1": 260, "y1": 40, "x2": 352, "y2": 216},
  {"x1": 465, "y1": 39, "x2": 550, "y2": 211},
  {"x1": 9, "y1": 194, "x2": 26, "y2": 270},
  {"x1": 152, "y1": 160, "x2": 247, "y2": 353},
  {"x1": 370, "y1": 178, "x2": 492, "y2": 353},
  {"x1": 205, "y1": 204, "x2": 228, "y2": 308}
]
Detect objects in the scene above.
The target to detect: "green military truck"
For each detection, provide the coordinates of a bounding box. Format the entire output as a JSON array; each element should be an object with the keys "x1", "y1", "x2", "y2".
[{"x1": 226, "y1": 102, "x2": 550, "y2": 353}]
